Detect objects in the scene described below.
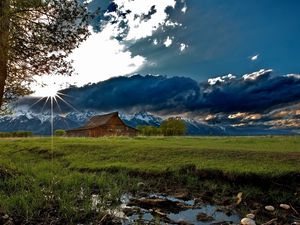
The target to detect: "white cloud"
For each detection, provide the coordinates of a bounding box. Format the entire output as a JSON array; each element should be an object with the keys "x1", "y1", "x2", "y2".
[
  {"x1": 165, "y1": 20, "x2": 182, "y2": 28},
  {"x1": 180, "y1": 43, "x2": 188, "y2": 52},
  {"x1": 32, "y1": 26, "x2": 146, "y2": 97},
  {"x1": 181, "y1": 5, "x2": 187, "y2": 13},
  {"x1": 71, "y1": 27, "x2": 146, "y2": 83},
  {"x1": 250, "y1": 54, "x2": 259, "y2": 61},
  {"x1": 286, "y1": 74, "x2": 300, "y2": 79},
  {"x1": 111, "y1": 0, "x2": 177, "y2": 41},
  {"x1": 153, "y1": 39, "x2": 158, "y2": 45},
  {"x1": 243, "y1": 69, "x2": 272, "y2": 81},
  {"x1": 208, "y1": 74, "x2": 236, "y2": 85},
  {"x1": 164, "y1": 36, "x2": 173, "y2": 47}
]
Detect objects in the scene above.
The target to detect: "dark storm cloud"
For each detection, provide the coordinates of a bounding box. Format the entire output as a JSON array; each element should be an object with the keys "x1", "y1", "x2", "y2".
[
  {"x1": 201, "y1": 73, "x2": 300, "y2": 113},
  {"x1": 20, "y1": 70, "x2": 300, "y2": 115},
  {"x1": 62, "y1": 75, "x2": 200, "y2": 113}
]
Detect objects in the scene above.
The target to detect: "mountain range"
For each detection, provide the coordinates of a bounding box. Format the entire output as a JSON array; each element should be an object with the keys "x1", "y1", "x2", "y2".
[{"x1": 0, "y1": 110, "x2": 294, "y2": 136}]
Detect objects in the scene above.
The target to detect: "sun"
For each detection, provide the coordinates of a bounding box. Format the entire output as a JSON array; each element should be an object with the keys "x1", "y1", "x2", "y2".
[
  {"x1": 32, "y1": 84, "x2": 59, "y2": 98},
  {"x1": 31, "y1": 75, "x2": 64, "y2": 98}
]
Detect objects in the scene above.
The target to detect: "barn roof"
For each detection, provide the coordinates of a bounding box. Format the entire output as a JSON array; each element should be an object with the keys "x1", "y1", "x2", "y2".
[
  {"x1": 66, "y1": 112, "x2": 136, "y2": 132},
  {"x1": 85, "y1": 112, "x2": 118, "y2": 128}
]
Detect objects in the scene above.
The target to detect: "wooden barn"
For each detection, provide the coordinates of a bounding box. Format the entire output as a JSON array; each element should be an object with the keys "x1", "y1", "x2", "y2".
[{"x1": 66, "y1": 112, "x2": 138, "y2": 137}]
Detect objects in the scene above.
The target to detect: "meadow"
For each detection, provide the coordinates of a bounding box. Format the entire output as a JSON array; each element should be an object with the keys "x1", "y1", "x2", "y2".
[{"x1": 0, "y1": 136, "x2": 299, "y2": 224}]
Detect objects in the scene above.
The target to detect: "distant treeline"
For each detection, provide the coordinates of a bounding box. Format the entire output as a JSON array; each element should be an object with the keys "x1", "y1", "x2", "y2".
[
  {"x1": 137, "y1": 117, "x2": 187, "y2": 136},
  {"x1": 0, "y1": 131, "x2": 33, "y2": 138}
]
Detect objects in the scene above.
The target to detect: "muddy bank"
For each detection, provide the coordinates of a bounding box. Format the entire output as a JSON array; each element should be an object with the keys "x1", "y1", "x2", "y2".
[
  {"x1": 76, "y1": 164, "x2": 300, "y2": 188},
  {"x1": 95, "y1": 191, "x2": 300, "y2": 225},
  {"x1": 1, "y1": 166, "x2": 299, "y2": 225}
]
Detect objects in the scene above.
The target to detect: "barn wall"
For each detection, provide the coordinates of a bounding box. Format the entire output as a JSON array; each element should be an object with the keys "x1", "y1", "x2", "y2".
[
  {"x1": 66, "y1": 130, "x2": 89, "y2": 137},
  {"x1": 91, "y1": 125, "x2": 138, "y2": 137},
  {"x1": 66, "y1": 113, "x2": 139, "y2": 137}
]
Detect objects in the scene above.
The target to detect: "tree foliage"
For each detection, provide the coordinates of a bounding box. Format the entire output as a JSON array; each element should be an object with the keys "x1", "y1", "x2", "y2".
[
  {"x1": 54, "y1": 129, "x2": 66, "y2": 136},
  {"x1": 137, "y1": 118, "x2": 187, "y2": 136},
  {"x1": 136, "y1": 125, "x2": 162, "y2": 136},
  {"x1": 0, "y1": 0, "x2": 93, "y2": 108},
  {"x1": 160, "y1": 117, "x2": 187, "y2": 136},
  {"x1": 0, "y1": 131, "x2": 33, "y2": 137}
]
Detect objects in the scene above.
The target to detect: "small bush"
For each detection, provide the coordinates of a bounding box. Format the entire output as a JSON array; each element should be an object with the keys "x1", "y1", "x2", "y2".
[
  {"x1": 55, "y1": 129, "x2": 66, "y2": 137},
  {"x1": 0, "y1": 131, "x2": 33, "y2": 138}
]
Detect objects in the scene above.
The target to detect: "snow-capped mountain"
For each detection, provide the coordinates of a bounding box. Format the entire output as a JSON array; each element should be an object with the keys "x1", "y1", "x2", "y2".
[
  {"x1": 0, "y1": 107, "x2": 296, "y2": 135},
  {"x1": 0, "y1": 109, "x2": 232, "y2": 135},
  {"x1": 120, "y1": 112, "x2": 162, "y2": 128}
]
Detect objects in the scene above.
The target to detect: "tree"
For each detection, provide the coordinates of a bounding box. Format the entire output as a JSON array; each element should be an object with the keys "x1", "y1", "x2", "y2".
[
  {"x1": 136, "y1": 125, "x2": 162, "y2": 136},
  {"x1": 54, "y1": 129, "x2": 66, "y2": 136},
  {"x1": 160, "y1": 117, "x2": 187, "y2": 136},
  {"x1": 0, "y1": 0, "x2": 92, "y2": 109}
]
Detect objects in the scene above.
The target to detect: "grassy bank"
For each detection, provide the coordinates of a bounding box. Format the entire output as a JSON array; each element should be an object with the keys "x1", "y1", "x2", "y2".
[{"x1": 0, "y1": 136, "x2": 299, "y2": 224}]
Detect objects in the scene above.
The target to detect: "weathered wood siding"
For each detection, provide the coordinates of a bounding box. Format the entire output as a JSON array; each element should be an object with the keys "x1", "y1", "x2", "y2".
[{"x1": 66, "y1": 113, "x2": 138, "y2": 137}]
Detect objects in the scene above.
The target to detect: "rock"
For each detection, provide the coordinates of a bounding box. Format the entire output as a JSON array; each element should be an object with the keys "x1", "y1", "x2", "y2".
[
  {"x1": 3, "y1": 219, "x2": 14, "y2": 225},
  {"x1": 177, "y1": 221, "x2": 194, "y2": 225},
  {"x1": 211, "y1": 222, "x2": 231, "y2": 225},
  {"x1": 154, "y1": 209, "x2": 167, "y2": 217},
  {"x1": 241, "y1": 217, "x2": 256, "y2": 225},
  {"x1": 196, "y1": 212, "x2": 214, "y2": 222},
  {"x1": 279, "y1": 203, "x2": 290, "y2": 210},
  {"x1": 264, "y1": 205, "x2": 275, "y2": 211},
  {"x1": 173, "y1": 189, "x2": 190, "y2": 200},
  {"x1": 2, "y1": 214, "x2": 9, "y2": 220},
  {"x1": 236, "y1": 192, "x2": 243, "y2": 205},
  {"x1": 246, "y1": 213, "x2": 255, "y2": 219}
]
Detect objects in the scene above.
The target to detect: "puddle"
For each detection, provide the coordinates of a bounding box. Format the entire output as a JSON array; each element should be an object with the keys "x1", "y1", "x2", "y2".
[{"x1": 118, "y1": 194, "x2": 240, "y2": 225}]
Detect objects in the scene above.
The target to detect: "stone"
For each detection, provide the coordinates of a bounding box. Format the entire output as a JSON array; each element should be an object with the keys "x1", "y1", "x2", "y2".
[
  {"x1": 241, "y1": 217, "x2": 256, "y2": 225},
  {"x1": 279, "y1": 203, "x2": 290, "y2": 210},
  {"x1": 2, "y1": 214, "x2": 9, "y2": 220},
  {"x1": 264, "y1": 205, "x2": 275, "y2": 211},
  {"x1": 196, "y1": 212, "x2": 214, "y2": 222},
  {"x1": 154, "y1": 209, "x2": 167, "y2": 217},
  {"x1": 246, "y1": 213, "x2": 255, "y2": 219},
  {"x1": 173, "y1": 189, "x2": 190, "y2": 200},
  {"x1": 236, "y1": 192, "x2": 243, "y2": 205},
  {"x1": 177, "y1": 221, "x2": 194, "y2": 225},
  {"x1": 3, "y1": 219, "x2": 14, "y2": 225}
]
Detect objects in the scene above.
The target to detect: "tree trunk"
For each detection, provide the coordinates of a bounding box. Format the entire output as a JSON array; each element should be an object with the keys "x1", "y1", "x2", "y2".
[{"x1": 0, "y1": 0, "x2": 9, "y2": 108}]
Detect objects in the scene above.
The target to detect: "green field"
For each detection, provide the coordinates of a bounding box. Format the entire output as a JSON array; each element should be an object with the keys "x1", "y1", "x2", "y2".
[
  {"x1": 2, "y1": 136, "x2": 299, "y2": 175},
  {"x1": 0, "y1": 136, "x2": 299, "y2": 224}
]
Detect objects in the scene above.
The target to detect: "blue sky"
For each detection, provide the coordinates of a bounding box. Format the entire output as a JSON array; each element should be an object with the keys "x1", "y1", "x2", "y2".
[{"x1": 132, "y1": 0, "x2": 300, "y2": 80}]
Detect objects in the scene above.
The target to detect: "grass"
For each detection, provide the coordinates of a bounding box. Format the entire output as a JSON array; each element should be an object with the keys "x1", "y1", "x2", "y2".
[
  {"x1": 0, "y1": 136, "x2": 299, "y2": 224},
  {"x1": 3, "y1": 136, "x2": 298, "y2": 175}
]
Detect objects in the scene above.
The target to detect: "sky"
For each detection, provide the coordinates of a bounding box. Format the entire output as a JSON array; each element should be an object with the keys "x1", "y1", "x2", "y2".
[
  {"x1": 32, "y1": 0, "x2": 300, "y2": 96},
  {"x1": 23, "y1": 0, "x2": 300, "y2": 132}
]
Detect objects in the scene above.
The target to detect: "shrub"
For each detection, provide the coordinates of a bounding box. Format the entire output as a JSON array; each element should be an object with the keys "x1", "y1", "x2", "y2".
[
  {"x1": 160, "y1": 117, "x2": 187, "y2": 136},
  {"x1": 0, "y1": 131, "x2": 33, "y2": 138},
  {"x1": 55, "y1": 129, "x2": 66, "y2": 137}
]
